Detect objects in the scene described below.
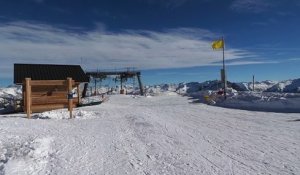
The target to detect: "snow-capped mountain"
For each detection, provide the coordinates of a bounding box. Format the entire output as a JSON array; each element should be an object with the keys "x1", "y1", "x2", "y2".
[
  {"x1": 175, "y1": 79, "x2": 299, "y2": 93},
  {"x1": 266, "y1": 78, "x2": 300, "y2": 93},
  {"x1": 231, "y1": 80, "x2": 278, "y2": 92}
]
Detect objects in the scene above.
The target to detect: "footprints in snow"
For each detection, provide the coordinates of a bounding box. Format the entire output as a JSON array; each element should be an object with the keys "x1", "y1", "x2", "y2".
[{"x1": 0, "y1": 137, "x2": 53, "y2": 175}]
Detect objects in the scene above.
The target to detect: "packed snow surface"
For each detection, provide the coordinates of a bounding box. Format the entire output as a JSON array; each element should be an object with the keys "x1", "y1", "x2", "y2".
[{"x1": 1, "y1": 94, "x2": 299, "y2": 174}]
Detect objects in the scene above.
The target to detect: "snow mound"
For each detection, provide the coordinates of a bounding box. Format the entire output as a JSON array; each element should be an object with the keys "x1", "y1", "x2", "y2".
[
  {"x1": 145, "y1": 84, "x2": 178, "y2": 96},
  {"x1": 32, "y1": 109, "x2": 97, "y2": 120},
  {"x1": 217, "y1": 92, "x2": 300, "y2": 113},
  {"x1": 81, "y1": 95, "x2": 104, "y2": 105},
  {"x1": 176, "y1": 81, "x2": 223, "y2": 94}
]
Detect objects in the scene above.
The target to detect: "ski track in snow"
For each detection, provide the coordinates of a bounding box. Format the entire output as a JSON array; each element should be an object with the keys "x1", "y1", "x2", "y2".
[{"x1": 0, "y1": 94, "x2": 300, "y2": 174}]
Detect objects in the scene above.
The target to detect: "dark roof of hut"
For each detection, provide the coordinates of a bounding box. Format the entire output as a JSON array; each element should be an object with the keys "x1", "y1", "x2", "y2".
[{"x1": 14, "y1": 63, "x2": 89, "y2": 84}]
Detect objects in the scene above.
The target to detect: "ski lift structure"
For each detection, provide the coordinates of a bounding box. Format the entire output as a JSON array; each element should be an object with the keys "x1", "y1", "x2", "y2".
[{"x1": 83, "y1": 68, "x2": 144, "y2": 97}]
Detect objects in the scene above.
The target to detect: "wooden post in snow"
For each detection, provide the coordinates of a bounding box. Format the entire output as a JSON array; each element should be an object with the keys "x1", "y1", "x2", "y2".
[
  {"x1": 77, "y1": 84, "x2": 80, "y2": 104},
  {"x1": 25, "y1": 78, "x2": 31, "y2": 119},
  {"x1": 67, "y1": 77, "x2": 73, "y2": 119}
]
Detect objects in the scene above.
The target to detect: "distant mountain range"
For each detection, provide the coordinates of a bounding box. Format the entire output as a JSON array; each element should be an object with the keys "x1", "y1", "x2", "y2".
[
  {"x1": 234, "y1": 78, "x2": 300, "y2": 93},
  {"x1": 150, "y1": 78, "x2": 300, "y2": 93}
]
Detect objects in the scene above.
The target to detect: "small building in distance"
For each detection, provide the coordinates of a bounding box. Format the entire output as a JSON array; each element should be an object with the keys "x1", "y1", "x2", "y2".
[{"x1": 14, "y1": 63, "x2": 89, "y2": 114}]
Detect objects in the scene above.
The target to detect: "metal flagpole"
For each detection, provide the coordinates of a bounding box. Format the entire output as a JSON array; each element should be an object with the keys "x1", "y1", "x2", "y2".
[{"x1": 222, "y1": 37, "x2": 227, "y2": 99}]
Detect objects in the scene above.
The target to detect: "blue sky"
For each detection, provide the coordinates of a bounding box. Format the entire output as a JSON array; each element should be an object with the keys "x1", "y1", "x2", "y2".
[{"x1": 0, "y1": 0, "x2": 300, "y2": 86}]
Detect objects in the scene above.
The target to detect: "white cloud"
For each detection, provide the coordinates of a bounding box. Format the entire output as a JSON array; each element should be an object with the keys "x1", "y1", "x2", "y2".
[
  {"x1": 0, "y1": 21, "x2": 254, "y2": 79},
  {"x1": 287, "y1": 58, "x2": 300, "y2": 61},
  {"x1": 230, "y1": 0, "x2": 272, "y2": 13},
  {"x1": 225, "y1": 60, "x2": 278, "y2": 66}
]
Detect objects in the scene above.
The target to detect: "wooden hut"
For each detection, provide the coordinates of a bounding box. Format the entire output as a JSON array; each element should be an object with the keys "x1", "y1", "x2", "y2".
[{"x1": 14, "y1": 63, "x2": 89, "y2": 117}]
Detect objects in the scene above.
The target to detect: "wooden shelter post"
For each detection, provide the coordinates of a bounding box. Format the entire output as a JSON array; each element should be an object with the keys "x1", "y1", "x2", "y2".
[
  {"x1": 67, "y1": 77, "x2": 73, "y2": 119},
  {"x1": 25, "y1": 78, "x2": 31, "y2": 119},
  {"x1": 77, "y1": 84, "x2": 80, "y2": 103}
]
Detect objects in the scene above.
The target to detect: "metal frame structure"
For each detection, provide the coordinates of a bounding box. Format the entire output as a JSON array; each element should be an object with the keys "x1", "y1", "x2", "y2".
[{"x1": 83, "y1": 70, "x2": 144, "y2": 97}]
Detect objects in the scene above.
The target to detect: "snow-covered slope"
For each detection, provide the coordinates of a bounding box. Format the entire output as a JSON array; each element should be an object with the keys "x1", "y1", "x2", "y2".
[
  {"x1": 176, "y1": 80, "x2": 223, "y2": 94},
  {"x1": 0, "y1": 95, "x2": 299, "y2": 174}
]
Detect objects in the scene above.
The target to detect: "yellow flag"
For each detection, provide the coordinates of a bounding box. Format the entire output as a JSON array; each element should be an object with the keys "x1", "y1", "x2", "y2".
[{"x1": 212, "y1": 39, "x2": 224, "y2": 50}]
